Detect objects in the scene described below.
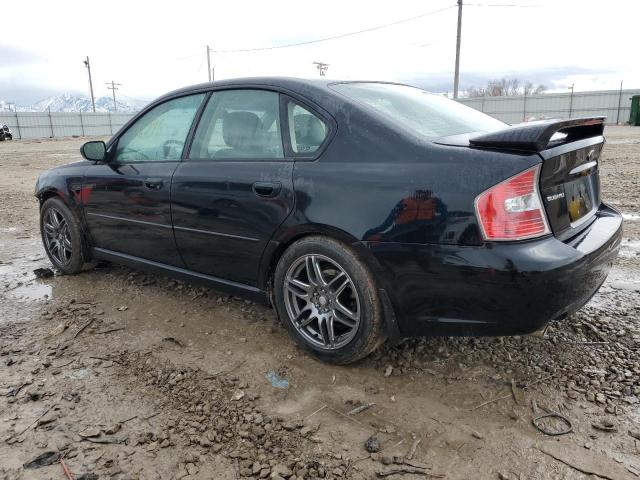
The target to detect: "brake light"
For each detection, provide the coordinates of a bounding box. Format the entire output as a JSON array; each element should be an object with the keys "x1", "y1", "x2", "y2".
[{"x1": 474, "y1": 164, "x2": 550, "y2": 241}]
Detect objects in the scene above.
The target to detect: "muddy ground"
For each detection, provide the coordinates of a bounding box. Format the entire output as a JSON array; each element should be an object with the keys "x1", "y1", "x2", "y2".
[{"x1": 0, "y1": 128, "x2": 639, "y2": 480}]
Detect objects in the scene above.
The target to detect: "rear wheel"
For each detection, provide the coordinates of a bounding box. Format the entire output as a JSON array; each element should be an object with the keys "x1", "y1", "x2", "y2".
[
  {"x1": 40, "y1": 197, "x2": 86, "y2": 274},
  {"x1": 274, "y1": 236, "x2": 386, "y2": 364}
]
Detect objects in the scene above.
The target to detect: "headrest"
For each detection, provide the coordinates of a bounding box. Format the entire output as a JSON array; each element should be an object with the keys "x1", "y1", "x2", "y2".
[
  {"x1": 222, "y1": 111, "x2": 261, "y2": 150},
  {"x1": 294, "y1": 114, "x2": 325, "y2": 144}
]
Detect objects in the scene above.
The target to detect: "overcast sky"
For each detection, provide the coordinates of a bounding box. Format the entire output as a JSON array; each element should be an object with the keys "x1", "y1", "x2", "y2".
[{"x1": 1, "y1": 0, "x2": 638, "y2": 104}]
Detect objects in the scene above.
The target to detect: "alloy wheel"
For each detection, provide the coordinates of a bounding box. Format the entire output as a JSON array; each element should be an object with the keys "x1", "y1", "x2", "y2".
[
  {"x1": 283, "y1": 254, "x2": 361, "y2": 350},
  {"x1": 43, "y1": 208, "x2": 73, "y2": 266}
]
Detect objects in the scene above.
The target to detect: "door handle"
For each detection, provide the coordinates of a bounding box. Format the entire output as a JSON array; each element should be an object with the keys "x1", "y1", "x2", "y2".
[
  {"x1": 252, "y1": 181, "x2": 282, "y2": 198},
  {"x1": 144, "y1": 178, "x2": 164, "y2": 190}
]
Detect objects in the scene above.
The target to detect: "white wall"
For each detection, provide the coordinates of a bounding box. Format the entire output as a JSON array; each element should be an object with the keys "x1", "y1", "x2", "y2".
[
  {"x1": 457, "y1": 89, "x2": 640, "y2": 125},
  {"x1": 0, "y1": 112, "x2": 135, "y2": 139}
]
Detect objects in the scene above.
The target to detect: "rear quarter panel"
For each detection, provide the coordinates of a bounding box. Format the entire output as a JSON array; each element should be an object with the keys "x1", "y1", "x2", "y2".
[
  {"x1": 289, "y1": 112, "x2": 543, "y2": 248},
  {"x1": 282, "y1": 107, "x2": 544, "y2": 329}
]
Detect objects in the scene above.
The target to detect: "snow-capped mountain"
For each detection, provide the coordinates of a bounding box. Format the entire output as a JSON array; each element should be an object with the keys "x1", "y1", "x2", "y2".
[
  {"x1": 31, "y1": 94, "x2": 142, "y2": 113},
  {"x1": 0, "y1": 94, "x2": 146, "y2": 113}
]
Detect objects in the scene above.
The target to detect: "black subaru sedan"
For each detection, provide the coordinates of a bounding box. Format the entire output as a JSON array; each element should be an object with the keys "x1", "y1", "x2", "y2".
[{"x1": 35, "y1": 78, "x2": 622, "y2": 364}]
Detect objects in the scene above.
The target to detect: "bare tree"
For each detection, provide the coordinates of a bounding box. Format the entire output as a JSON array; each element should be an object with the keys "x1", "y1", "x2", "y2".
[{"x1": 466, "y1": 78, "x2": 547, "y2": 97}]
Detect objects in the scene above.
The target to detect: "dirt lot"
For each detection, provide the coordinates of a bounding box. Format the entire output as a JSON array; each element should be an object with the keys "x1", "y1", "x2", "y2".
[{"x1": 1, "y1": 128, "x2": 639, "y2": 480}]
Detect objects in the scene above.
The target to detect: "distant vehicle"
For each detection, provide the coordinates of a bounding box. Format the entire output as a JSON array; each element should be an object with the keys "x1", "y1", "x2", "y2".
[
  {"x1": 35, "y1": 78, "x2": 622, "y2": 364},
  {"x1": 0, "y1": 124, "x2": 12, "y2": 141}
]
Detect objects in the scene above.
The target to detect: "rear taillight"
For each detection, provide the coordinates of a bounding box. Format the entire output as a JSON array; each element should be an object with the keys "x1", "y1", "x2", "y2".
[{"x1": 474, "y1": 164, "x2": 550, "y2": 241}]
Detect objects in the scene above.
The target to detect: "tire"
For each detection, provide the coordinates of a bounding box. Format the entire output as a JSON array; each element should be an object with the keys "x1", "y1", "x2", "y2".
[
  {"x1": 273, "y1": 236, "x2": 386, "y2": 364},
  {"x1": 6, "y1": 134, "x2": 12, "y2": 141},
  {"x1": 40, "y1": 197, "x2": 86, "y2": 274}
]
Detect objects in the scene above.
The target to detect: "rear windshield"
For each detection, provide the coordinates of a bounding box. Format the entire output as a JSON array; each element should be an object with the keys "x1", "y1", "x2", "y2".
[{"x1": 331, "y1": 82, "x2": 506, "y2": 139}]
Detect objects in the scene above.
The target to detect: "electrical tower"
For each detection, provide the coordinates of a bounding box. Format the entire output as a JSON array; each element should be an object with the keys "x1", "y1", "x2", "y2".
[
  {"x1": 105, "y1": 81, "x2": 122, "y2": 112},
  {"x1": 313, "y1": 62, "x2": 329, "y2": 76}
]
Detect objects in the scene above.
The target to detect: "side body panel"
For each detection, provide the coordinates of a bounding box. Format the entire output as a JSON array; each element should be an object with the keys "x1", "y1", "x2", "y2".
[
  {"x1": 34, "y1": 160, "x2": 92, "y2": 226},
  {"x1": 171, "y1": 160, "x2": 294, "y2": 286},
  {"x1": 284, "y1": 101, "x2": 543, "y2": 333},
  {"x1": 82, "y1": 162, "x2": 184, "y2": 266}
]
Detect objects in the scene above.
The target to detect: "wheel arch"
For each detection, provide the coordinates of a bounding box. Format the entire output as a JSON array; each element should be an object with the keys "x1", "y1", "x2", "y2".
[
  {"x1": 36, "y1": 187, "x2": 65, "y2": 206},
  {"x1": 261, "y1": 223, "x2": 402, "y2": 346},
  {"x1": 37, "y1": 188, "x2": 93, "y2": 262},
  {"x1": 258, "y1": 223, "x2": 401, "y2": 340}
]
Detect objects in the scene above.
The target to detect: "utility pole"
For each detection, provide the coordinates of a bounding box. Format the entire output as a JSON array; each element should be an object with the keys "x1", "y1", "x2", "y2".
[
  {"x1": 568, "y1": 83, "x2": 575, "y2": 118},
  {"x1": 83, "y1": 56, "x2": 96, "y2": 112},
  {"x1": 105, "y1": 81, "x2": 121, "y2": 112},
  {"x1": 206, "y1": 45, "x2": 212, "y2": 82},
  {"x1": 616, "y1": 80, "x2": 623, "y2": 124},
  {"x1": 453, "y1": 0, "x2": 463, "y2": 99}
]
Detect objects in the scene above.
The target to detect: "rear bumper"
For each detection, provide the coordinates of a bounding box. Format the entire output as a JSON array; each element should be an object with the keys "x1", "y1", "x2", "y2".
[{"x1": 365, "y1": 203, "x2": 622, "y2": 337}]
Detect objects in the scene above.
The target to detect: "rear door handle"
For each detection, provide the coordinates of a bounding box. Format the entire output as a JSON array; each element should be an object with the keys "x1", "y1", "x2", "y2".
[
  {"x1": 252, "y1": 181, "x2": 282, "y2": 198},
  {"x1": 144, "y1": 178, "x2": 164, "y2": 190}
]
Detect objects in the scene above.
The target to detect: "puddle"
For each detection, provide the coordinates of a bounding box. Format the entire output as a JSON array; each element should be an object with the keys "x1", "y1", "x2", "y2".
[
  {"x1": 6, "y1": 281, "x2": 52, "y2": 301},
  {"x1": 619, "y1": 239, "x2": 640, "y2": 258},
  {"x1": 587, "y1": 266, "x2": 640, "y2": 308},
  {"x1": 622, "y1": 212, "x2": 640, "y2": 221},
  {"x1": 1, "y1": 260, "x2": 53, "y2": 302},
  {"x1": 66, "y1": 367, "x2": 90, "y2": 380}
]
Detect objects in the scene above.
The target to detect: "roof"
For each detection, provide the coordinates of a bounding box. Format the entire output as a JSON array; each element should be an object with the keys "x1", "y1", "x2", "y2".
[
  {"x1": 161, "y1": 77, "x2": 331, "y2": 98},
  {"x1": 158, "y1": 76, "x2": 412, "y2": 103}
]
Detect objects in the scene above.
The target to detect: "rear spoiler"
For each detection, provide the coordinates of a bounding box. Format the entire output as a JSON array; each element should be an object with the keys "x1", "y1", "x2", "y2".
[{"x1": 469, "y1": 117, "x2": 606, "y2": 152}]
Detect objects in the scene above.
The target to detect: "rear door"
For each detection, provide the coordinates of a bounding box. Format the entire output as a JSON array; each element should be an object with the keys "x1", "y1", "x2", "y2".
[
  {"x1": 171, "y1": 89, "x2": 294, "y2": 286},
  {"x1": 83, "y1": 94, "x2": 205, "y2": 265}
]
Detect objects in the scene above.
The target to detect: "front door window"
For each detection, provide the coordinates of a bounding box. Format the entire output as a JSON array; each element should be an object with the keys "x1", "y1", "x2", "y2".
[{"x1": 114, "y1": 94, "x2": 205, "y2": 162}]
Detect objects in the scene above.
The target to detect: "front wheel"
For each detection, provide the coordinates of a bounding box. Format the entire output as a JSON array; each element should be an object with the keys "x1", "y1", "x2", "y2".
[
  {"x1": 273, "y1": 236, "x2": 386, "y2": 364},
  {"x1": 40, "y1": 197, "x2": 86, "y2": 274}
]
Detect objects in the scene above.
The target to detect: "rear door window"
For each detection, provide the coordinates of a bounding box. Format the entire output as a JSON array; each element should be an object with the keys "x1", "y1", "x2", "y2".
[{"x1": 190, "y1": 90, "x2": 284, "y2": 160}]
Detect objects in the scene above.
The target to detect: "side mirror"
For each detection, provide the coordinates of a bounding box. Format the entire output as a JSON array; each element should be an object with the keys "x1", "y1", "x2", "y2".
[{"x1": 80, "y1": 141, "x2": 107, "y2": 162}]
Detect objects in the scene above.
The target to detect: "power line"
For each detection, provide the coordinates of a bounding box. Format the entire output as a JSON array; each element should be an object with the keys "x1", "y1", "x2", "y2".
[
  {"x1": 210, "y1": 4, "x2": 457, "y2": 53},
  {"x1": 464, "y1": 3, "x2": 541, "y2": 6}
]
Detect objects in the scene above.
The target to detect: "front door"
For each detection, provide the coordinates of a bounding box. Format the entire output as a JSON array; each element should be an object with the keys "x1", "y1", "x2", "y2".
[
  {"x1": 83, "y1": 94, "x2": 205, "y2": 266},
  {"x1": 171, "y1": 89, "x2": 294, "y2": 286}
]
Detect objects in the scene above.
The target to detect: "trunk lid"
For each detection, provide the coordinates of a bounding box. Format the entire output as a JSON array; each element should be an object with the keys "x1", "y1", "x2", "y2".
[
  {"x1": 461, "y1": 117, "x2": 606, "y2": 241},
  {"x1": 538, "y1": 137, "x2": 603, "y2": 241}
]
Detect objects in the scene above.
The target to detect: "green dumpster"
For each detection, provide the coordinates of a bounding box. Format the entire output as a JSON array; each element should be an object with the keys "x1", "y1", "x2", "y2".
[{"x1": 630, "y1": 95, "x2": 640, "y2": 126}]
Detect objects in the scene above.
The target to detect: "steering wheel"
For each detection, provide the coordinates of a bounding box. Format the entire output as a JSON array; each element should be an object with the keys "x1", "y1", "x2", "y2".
[
  {"x1": 119, "y1": 148, "x2": 150, "y2": 161},
  {"x1": 163, "y1": 139, "x2": 184, "y2": 159}
]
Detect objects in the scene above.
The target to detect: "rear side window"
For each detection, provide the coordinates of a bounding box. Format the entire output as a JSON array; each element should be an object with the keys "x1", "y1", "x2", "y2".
[
  {"x1": 287, "y1": 103, "x2": 328, "y2": 154},
  {"x1": 190, "y1": 90, "x2": 284, "y2": 160},
  {"x1": 331, "y1": 83, "x2": 506, "y2": 139}
]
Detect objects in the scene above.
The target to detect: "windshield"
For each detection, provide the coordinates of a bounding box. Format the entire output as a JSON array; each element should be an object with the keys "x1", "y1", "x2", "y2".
[{"x1": 331, "y1": 82, "x2": 506, "y2": 139}]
